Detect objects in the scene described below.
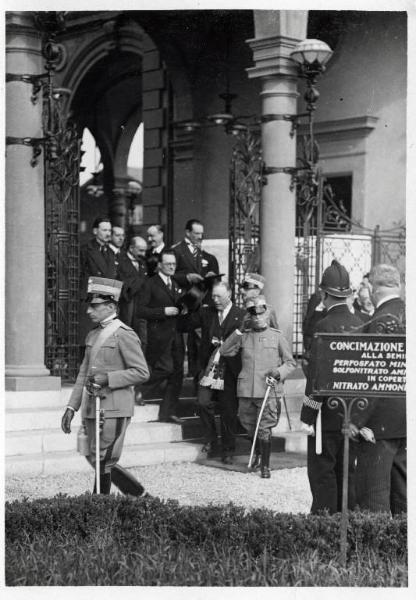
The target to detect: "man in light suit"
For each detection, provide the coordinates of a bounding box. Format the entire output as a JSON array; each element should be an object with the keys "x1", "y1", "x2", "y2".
[
  {"x1": 136, "y1": 250, "x2": 185, "y2": 424},
  {"x1": 61, "y1": 277, "x2": 150, "y2": 495}
]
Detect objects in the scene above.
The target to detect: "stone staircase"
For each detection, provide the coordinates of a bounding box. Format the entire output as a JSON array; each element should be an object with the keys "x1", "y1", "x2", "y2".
[{"x1": 5, "y1": 369, "x2": 307, "y2": 476}]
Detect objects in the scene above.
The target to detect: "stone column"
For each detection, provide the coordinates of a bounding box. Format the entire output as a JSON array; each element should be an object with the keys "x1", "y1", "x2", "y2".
[
  {"x1": 5, "y1": 13, "x2": 60, "y2": 391},
  {"x1": 246, "y1": 10, "x2": 308, "y2": 345}
]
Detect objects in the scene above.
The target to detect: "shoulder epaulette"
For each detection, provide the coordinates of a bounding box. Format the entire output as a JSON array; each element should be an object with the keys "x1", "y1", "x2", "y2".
[{"x1": 269, "y1": 327, "x2": 282, "y2": 333}]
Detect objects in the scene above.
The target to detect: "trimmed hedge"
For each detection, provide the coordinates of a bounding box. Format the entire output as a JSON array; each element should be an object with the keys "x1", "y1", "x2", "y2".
[{"x1": 6, "y1": 493, "x2": 406, "y2": 559}]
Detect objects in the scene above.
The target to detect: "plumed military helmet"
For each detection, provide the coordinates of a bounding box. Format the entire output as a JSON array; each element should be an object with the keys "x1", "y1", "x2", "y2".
[{"x1": 319, "y1": 260, "x2": 352, "y2": 298}]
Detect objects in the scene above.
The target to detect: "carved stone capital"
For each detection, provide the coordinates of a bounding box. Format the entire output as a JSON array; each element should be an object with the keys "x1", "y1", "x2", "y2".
[{"x1": 246, "y1": 35, "x2": 302, "y2": 80}]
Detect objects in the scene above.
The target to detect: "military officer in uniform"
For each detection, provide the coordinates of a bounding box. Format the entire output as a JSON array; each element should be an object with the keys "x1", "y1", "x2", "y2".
[
  {"x1": 239, "y1": 273, "x2": 279, "y2": 329},
  {"x1": 300, "y1": 260, "x2": 363, "y2": 514},
  {"x1": 220, "y1": 296, "x2": 295, "y2": 478},
  {"x1": 61, "y1": 277, "x2": 150, "y2": 495}
]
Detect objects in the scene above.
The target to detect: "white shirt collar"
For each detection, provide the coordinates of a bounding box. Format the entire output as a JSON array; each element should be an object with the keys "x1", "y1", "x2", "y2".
[
  {"x1": 108, "y1": 243, "x2": 120, "y2": 255},
  {"x1": 159, "y1": 273, "x2": 171, "y2": 286},
  {"x1": 218, "y1": 302, "x2": 232, "y2": 320},
  {"x1": 153, "y1": 243, "x2": 164, "y2": 254},
  {"x1": 377, "y1": 294, "x2": 400, "y2": 308},
  {"x1": 185, "y1": 238, "x2": 198, "y2": 252}
]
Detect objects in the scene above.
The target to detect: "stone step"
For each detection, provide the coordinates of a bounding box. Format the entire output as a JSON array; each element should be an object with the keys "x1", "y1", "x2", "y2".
[
  {"x1": 5, "y1": 402, "x2": 163, "y2": 432},
  {"x1": 5, "y1": 440, "x2": 204, "y2": 477},
  {"x1": 6, "y1": 420, "x2": 188, "y2": 457}
]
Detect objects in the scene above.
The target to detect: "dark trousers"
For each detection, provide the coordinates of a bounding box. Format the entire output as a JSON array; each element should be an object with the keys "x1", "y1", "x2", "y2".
[
  {"x1": 85, "y1": 416, "x2": 129, "y2": 473},
  {"x1": 187, "y1": 330, "x2": 201, "y2": 377},
  {"x1": 143, "y1": 332, "x2": 184, "y2": 420},
  {"x1": 355, "y1": 437, "x2": 407, "y2": 514},
  {"x1": 197, "y1": 375, "x2": 238, "y2": 453},
  {"x1": 307, "y1": 432, "x2": 357, "y2": 514}
]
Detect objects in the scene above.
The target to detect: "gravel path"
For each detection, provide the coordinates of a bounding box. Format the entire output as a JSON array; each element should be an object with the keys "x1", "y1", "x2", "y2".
[{"x1": 5, "y1": 463, "x2": 311, "y2": 513}]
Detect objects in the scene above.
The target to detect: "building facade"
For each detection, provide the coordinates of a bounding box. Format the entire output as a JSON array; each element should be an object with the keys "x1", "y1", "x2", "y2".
[{"x1": 5, "y1": 10, "x2": 406, "y2": 396}]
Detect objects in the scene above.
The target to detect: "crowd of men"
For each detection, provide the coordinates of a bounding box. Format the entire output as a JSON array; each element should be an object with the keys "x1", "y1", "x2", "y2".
[{"x1": 62, "y1": 214, "x2": 406, "y2": 516}]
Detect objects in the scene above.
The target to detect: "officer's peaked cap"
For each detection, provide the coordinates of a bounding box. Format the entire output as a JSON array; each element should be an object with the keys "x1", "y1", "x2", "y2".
[
  {"x1": 87, "y1": 277, "x2": 123, "y2": 304},
  {"x1": 319, "y1": 260, "x2": 352, "y2": 298},
  {"x1": 241, "y1": 272, "x2": 265, "y2": 290}
]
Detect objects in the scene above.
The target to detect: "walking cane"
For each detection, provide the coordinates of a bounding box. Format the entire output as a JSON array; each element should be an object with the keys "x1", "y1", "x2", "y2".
[
  {"x1": 315, "y1": 406, "x2": 322, "y2": 455},
  {"x1": 248, "y1": 381, "x2": 273, "y2": 469},
  {"x1": 91, "y1": 382, "x2": 102, "y2": 494}
]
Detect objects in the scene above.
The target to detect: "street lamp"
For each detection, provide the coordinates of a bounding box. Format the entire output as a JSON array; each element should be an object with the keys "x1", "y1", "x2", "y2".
[{"x1": 290, "y1": 40, "x2": 333, "y2": 113}]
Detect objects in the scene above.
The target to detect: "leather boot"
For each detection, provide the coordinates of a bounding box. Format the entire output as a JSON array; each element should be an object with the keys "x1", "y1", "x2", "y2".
[
  {"x1": 93, "y1": 471, "x2": 112, "y2": 494},
  {"x1": 111, "y1": 464, "x2": 146, "y2": 497},
  {"x1": 249, "y1": 439, "x2": 261, "y2": 471},
  {"x1": 260, "y1": 439, "x2": 272, "y2": 479}
]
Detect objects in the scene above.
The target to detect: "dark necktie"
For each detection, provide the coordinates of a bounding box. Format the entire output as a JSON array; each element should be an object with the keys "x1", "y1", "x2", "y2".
[{"x1": 218, "y1": 310, "x2": 224, "y2": 325}]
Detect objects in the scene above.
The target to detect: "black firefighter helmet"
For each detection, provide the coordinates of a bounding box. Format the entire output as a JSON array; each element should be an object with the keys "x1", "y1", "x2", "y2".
[{"x1": 319, "y1": 260, "x2": 352, "y2": 298}]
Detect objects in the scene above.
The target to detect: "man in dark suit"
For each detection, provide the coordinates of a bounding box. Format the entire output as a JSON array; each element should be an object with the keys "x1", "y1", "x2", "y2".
[
  {"x1": 136, "y1": 250, "x2": 185, "y2": 424},
  {"x1": 114, "y1": 233, "x2": 147, "y2": 331},
  {"x1": 79, "y1": 216, "x2": 118, "y2": 343},
  {"x1": 355, "y1": 264, "x2": 406, "y2": 514},
  {"x1": 300, "y1": 260, "x2": 363, "y2": 514},
  {"x1": 180, "y1": 281, "x2": 245, "y2": 463},
  {"x1": 171, "y1": 219, "x2": 220, "y2": 379},
  {"x1": 146, "y1": 224, "x2": 166, "y2": 277},
  {"x1": 171, "y1": 219, "x2": 219, "y2": 288},
  {"x1": 124, "y1": 236, "x2": 148, "y2": 345}
]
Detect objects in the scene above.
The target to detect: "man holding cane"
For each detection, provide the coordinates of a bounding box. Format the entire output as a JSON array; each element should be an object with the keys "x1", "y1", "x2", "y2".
[
  {"x1": 220, "y1": 296, "x2": 295, "y2": 478},
  {"x1": 61, "y1": 277, "x2": 150, "y2": 495}
]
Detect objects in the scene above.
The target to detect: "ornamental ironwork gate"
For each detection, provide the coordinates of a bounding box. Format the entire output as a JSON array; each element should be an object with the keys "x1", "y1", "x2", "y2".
[
  {"x1": 229, "y1": 130, "x2": 262, "y2": 304},
  {"x1": 229, "y1": 133, "x2": 406, "y2": 358},
  {"x1": 44, "y1": 93, "x2": 82, "y2": 382},
  {"x1": 293, "y1": 167, "x2": 405, "y2": 357}
]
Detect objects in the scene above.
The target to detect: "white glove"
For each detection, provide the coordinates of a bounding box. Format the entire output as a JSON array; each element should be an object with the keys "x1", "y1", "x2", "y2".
[
  {"x1": 266, "y1": 376, "x2": 278, "y2": 387},
  {"x1": 300, "y1": 422, "x2": 315, "y2": 436},
  {"x1": 359, "y1": 427, "x2": 376, "y2": 443}
]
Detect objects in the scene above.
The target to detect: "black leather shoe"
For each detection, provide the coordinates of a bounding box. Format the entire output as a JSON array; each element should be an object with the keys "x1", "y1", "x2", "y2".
[
  {"x1": 222, "y1": 455, "x2": 234, "y2": 465},
  {"x1": 167, "y1": 415, "x2": 185, "y2": 425},
  {"x1": 261, "y1": 466, "x2": 271, "y2": 479},
  {"x1": 249, "y1": 453, "x2": 262, "y2": 471},
  {"x1": 202, "y1": 442, "x2": 218, "y2": 458}
]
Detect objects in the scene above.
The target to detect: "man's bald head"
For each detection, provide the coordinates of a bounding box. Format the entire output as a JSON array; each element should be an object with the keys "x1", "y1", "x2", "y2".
[{"x1": 130, "y1": 236, "x2": 148, "y2": 258}]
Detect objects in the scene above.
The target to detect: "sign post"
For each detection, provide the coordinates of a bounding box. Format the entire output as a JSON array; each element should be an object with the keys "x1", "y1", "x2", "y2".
[{"x1": 310, "y1": 333, "x2": 406, "y2": 565}]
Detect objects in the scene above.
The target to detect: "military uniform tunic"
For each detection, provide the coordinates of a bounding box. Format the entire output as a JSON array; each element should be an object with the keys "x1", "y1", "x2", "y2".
[{"x1": 221, "y1": 327, "x2": 296, "y2": 440}]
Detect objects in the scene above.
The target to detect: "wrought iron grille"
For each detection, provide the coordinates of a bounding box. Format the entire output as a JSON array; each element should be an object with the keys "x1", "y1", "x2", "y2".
[
  {"x1": 44, "y1": 93, "x2": 81, "y2": 382},
  {"x1": 294, "y1": 160, "x2": 406, "y2": 357},
  {"x1": 229, "y1": 130, "x2": 262, "y2": 305}
]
